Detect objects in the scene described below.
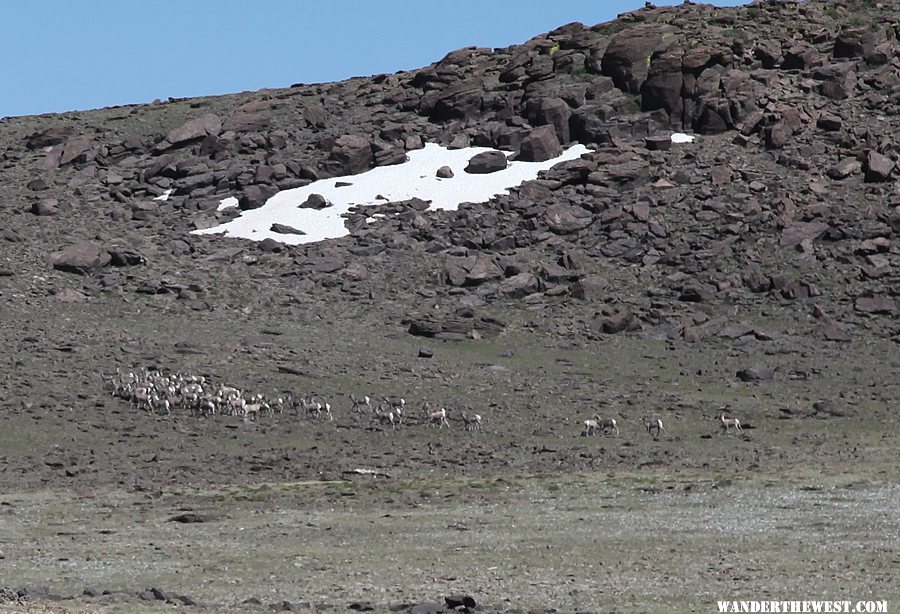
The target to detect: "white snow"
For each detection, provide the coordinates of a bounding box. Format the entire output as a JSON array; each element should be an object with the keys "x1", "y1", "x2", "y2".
[
  {"x1": 217, "y1": 196, "x2": 239, "y2": 211},
  {"x1": 153, "y1": 189, "x2": 174, "y2": 201},
  {"x1": 191, "y1": 142, "x2": 591, "y2": 245},
  {"x1": 670, "y1": 132, "x2": 696, "y2": 144}
]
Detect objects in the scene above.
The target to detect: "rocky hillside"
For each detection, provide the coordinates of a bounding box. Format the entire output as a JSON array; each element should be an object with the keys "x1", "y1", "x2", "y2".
[{"x1": 1, "y1": 0, "x2": 898, "y2": 347}]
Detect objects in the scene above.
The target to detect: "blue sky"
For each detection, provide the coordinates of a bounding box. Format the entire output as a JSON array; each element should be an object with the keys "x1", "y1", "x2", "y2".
[{"x1": 1, "y1": 1, "x2": 745, "y2": 118}]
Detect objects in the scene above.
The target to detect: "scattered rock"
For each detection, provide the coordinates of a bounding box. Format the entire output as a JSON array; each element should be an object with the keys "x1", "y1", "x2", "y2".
[
  {"x1": 327, "y1": 134, "x2": 373, "y2": 175},
  {"x1": 54, "y1": 288, "x2": 88, "y2": 302},
  {"x1": 570, "y1": 275, "x2": 609, "y2": 300},
  {"x1": 108, "y1": 249, "x2": 146, "y2": 267},
  {"x1": 592, "y1": 308, "x2": 639, "y2": 334},
  {"x1": 258, "y1": 238, "x2": 284, "y2": 253},
  {"x1": 645, "y1": 135, "x2": 672, "y2": 151},
  {"x1": 518, "y1": 125, "x2": 562, "y2": 162},
  {"x1": 270, "y1": 223, "x2": 306, "y2": 235},
  {"x1": 826, "y1": 158, "x2": 862, "y2": 179},
  {"x1": 436, "y1": 165, "x2": 454, "y2": 178},
  {"x1": 59, "y1": 136, "x2": 94, "y2": 166},
  {"x1": 864, "y1": 150, "x2": 894, "y2": 183},
  {"x1": 464, "y1": 150, "x2": 508, "y2": 174},
  {"x1": 299, "y1": 193, "x2": 330, "y2": 209},
  {"x1": 30, "y1": 198, "x2": 59, "y2": 216},
  {"x1": 737, "y1": 366, "x2": 775, "y2": 382},
  {"x1": 445, "y1": 594, "x2": 478, "y2": 610},
  {"x1": 50, "y1": 242, "x2": 112, "y2": 275},
  {"x1": 545, "y1": 203, "x2": 593, "y2": 234},
  {"x1": 166, "y1": 114, "x2": 222, "y2": 146},
  {"x1": 854, "y1": 296, "x2": 897, "y2": 315},
  {"x1": 239, "y1": 184, "x2": 278, "y2": 210},
  {"x1": 167, "y1": 513, "x2": 222, "y2": 523}
]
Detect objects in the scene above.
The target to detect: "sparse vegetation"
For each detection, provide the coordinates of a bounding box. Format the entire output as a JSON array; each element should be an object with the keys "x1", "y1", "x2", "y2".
[{"x1": 1, "y1": 0, "x2": 899, "y2": 610}]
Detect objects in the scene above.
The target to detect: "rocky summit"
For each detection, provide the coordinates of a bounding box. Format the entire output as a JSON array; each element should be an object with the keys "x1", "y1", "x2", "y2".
[{"x1": 0, "y1": 1, "x2": 898, "y2": 612}]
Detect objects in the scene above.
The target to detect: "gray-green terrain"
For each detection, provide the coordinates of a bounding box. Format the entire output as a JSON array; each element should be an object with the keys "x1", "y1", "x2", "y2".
[{"x1": 0, "y1": 1, "x2": 898, "y2": 611}]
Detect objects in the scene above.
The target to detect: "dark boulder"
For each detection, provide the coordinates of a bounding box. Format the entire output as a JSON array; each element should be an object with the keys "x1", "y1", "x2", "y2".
[
  {"x1": 545, "y1": 203, "x2": 593, "y2": 234},
  {"x1": 445, "y1": 594, "x2": 478, "y2": 610},
  {"x1": 525, "y1": 97, "x2": 571, "y2": 143},
  {"x1": 59, "y1": 136, "x2": 95, "y2": 166},
  {"x1": 833, "y1": 27, "x2": 881, "y2": 59},
  {"x1": 826, "y1": 158, "x2": 862, "y2": 180},
  {"x1": 754, "y1": 39, "x2": 783, "y2": 68},
  {"x1": 518, "y1": 125, "x2": 562, "y2": 162},
  {"x1": 464, "y1": 150, "x2": 508, "y2": 174},
  {"x1": 166, "y1": 114, "x2": 222, "y2": 146},
  {"x1": 326, "y1": 135, "x2": 373, "y2": 175},
  {"x1": 601, "y1": 24, "x2": 679, "y2": 94},
  {"x1": 641, "y1": 46, "x2": 684, "y2": 117},
  {"x1": 570, "y1": 275, "x2": 609, "y2": 300},
  {"x1": 854, "y1": 297, "x2": 897, "y2": 315},
  {"x1": 499, "y1": 272, "x2": 540, "y2": 298},
  {"x1": 50, "y1": 242, "x2": 112, "y2": 275},
  {"x1": 31, "y1": 198, "x2": 59, "y2": 216},
  {"x1": 239, "y1": 184, "x2": 278, "y2": 210},
  {"x1": 864, "y1": 151, "x2": 894, "y2": 183},
  {"x1": 430, "y1": 79, "x2": 484, "y2": 121},
  {"x1": 737, "y1": 366, "x2": 775, "y2": 382},
  {"x1": 592, "y1": 308, "x2": 639, "y2": 334},
  {"x1": 25, "y1": 126, "x2": 76, "y2": 150},
  {"x1": 108, "y1": 249, "x2": 146, "y2": 266},
  {"x1": 299, "y1": 193, "x2": 330, "y2": 209},
  {"x1": 270, "y1": 223, "x2": 306, "y2": 235}
]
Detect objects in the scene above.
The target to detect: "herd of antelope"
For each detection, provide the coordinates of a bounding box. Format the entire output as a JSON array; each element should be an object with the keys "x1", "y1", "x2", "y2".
[
  {"x1": 103, "y1": 367, "x2": 745, "y2": 439},
  {"x1": 101, "y1": 368, "x2": 481, "y2": 431},
  {"x1": 581, "y1": 411, "x2": 746, "y2": 439}
]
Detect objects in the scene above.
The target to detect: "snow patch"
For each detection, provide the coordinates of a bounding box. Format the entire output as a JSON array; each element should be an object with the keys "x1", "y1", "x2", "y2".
[
  {"x1": 217, "y1": 196, "x2": 239, "y2": 211},
  {"x1": 670, "y1": 133, "x2": 696, "y2": 144},
  {"x1": 192, "y1": 143, "x2": 590, "y2": 246}
]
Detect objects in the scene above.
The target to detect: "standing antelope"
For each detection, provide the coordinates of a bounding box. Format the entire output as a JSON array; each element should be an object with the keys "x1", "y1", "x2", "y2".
[
  {"x1": 374, "y1": 403, "x2": 400, "y2": 430},
  {"x1": 583, "y1": 414, "x2": 618, "y2": 437},
  {"x1": 719, "y1": 414, "x2": 742, "y2": 434},
  {"x1": 428, "y1": 407, "x2": 451, "y2": 429},
  {"x1": 642, "y1": 416, "x2": 666, "y2": 438},
  {"x1": 461, "y1": 411, "x2": 482, "y2": 432}
]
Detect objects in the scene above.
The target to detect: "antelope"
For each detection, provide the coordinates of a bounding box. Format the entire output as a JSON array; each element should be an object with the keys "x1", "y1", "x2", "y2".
[
  {"x1": 720, "y1": 414, "x2": 742, "y2": 434},
  {"x1": 150, "y1": 394, "x2": 171, "y2": 416},
  {"x1": 300, "y1": 398, "x2": 332, "y2": 421},
  {"x1": 197, "y1": 397, "x2": 217, "y2": 416},
  {"x1": 243, "y1": 403, "x2": 265, "y2": 420},
  {"x1": 297, "y1": 397, "x2": 322, "y2": 418},
  {"x1": 374, "y1": 403, "x2": 399, "y2": 430},
  {"x1": 349, "y1": 393, "x2": 371, "y2": 413},
  {"x1": 642, "y1": 416, "x2": 666, "y2": 438},
  {"x1": 428, "y1": 407, "x2": 450, "y2": 429},
  {"x1": 461, "y1": 411, "x2": 482, "y2": 432},
  {"x1": 583, "y1": 414, "x2": 618, "y2": 437}
]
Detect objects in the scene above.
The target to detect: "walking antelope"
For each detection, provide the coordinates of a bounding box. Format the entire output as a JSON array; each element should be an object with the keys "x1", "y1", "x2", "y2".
[
  {"x1": 349, "y1": 393, "x2": 371, "y2": 414},
  {"x1": 719, "y1": 414, "x2": 742, "y2": 434}
]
